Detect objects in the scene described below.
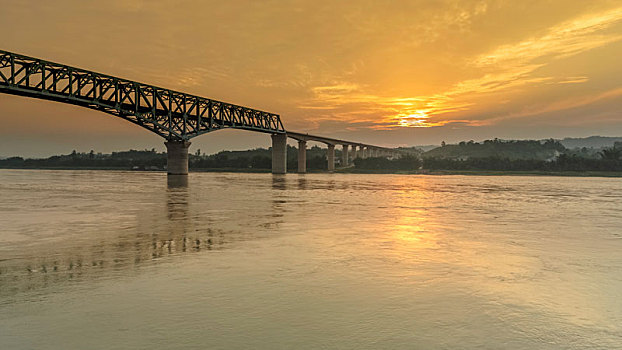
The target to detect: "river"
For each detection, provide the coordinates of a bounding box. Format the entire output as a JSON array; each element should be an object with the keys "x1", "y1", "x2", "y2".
[{"x1": 1, "y1": 169, "x2": 621, "y2": 349}]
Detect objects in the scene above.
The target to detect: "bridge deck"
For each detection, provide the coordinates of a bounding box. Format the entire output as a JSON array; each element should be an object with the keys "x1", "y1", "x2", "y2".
[
  {"x1": 0, "y1": 50, "x2": 285, "y2": 140},
  {"x1": 286, "y1": 131, "x2": 399, "y2": 151}
]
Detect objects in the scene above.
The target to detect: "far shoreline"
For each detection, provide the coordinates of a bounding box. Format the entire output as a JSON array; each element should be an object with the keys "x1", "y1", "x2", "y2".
[
  {"x1": 336, "y1": 168, "x2": 622, "y2": 177},
  {"x1": 1, "y1": 166, "x2": 621, "y2": 178}
]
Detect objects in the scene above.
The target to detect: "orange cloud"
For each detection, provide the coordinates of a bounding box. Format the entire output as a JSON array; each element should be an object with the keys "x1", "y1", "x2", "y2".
[{"x1": 297, "y1": 5, "x2": 622, "y2": 131}]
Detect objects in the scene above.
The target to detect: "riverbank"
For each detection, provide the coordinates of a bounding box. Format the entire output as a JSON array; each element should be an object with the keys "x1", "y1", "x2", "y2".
[
  {"x1": 337, "y1": 168, "x2": 622, "y2": 177},
  {"x1": 2, "y1": 166, "x2": 622, "y2": 177}
]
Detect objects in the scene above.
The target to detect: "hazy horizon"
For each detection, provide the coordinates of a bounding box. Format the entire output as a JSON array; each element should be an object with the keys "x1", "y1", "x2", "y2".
[{"x1": 1, "y1": 132, "x2": 621, "y2": 159}]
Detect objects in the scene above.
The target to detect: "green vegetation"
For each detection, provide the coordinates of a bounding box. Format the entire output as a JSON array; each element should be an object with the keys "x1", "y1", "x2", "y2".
[
  {"x1": 424, "y1": 138, "x2": 565, "y2": 160},
  {"x1": 349, "y1": 139, "x2": 622, "y2": 173},
  {"x1": 353, "y1": 155, "x2": 421, "y2": 171},
  {"x1": 0, "y1": 145, "x2": 335, "y2": 172},
  {"x1": 0, "y1": 149, "x2": 166, "y2": 170},
  {"x1": 2, "y1": 138, "x2": 621, "y2": 175},
  {"x1": 422, "y1": 154, "x2": 622, "y2": 172},
  {"x1": 190, "y1": 145, "x2": 330, "y2": 171}
]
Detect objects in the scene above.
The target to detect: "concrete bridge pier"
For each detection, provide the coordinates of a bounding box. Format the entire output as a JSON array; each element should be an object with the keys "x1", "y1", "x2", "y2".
[
  {"x1": 282, "y1": 131, "x2": 397, "y2": 171},
  {"x1": 327, "y1": 144, "x2": 335, "y2": 172},
  {"x1": 297, "y1": 140, "x2": 307, "y2": 173},
  {"x1": 272, "y1": 133, "x2": 288, "y2": 174},
  {"x1": 361, "y1": 147, "x2": 368, "y2": 159},
  {"x1": 165, "y1": 140, "x2": 191, "y2": 175}
]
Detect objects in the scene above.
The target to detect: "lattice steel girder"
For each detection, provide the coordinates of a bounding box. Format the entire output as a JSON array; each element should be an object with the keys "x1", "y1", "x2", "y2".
[{"x1": 0, "y1": 49, "x2": 285, "y2": 140}]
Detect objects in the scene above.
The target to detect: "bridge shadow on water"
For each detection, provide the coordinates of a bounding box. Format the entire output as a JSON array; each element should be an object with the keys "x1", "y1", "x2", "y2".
[
  {"x1": 0, "y1": 174, "x2": 288, "y2": 301},
  {"x1": 271, "y1": 174, "x2": 339, "y2": 192}
]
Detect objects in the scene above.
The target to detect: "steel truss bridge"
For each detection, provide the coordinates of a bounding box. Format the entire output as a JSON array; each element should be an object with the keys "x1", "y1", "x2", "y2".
[
  {"x1": 0, "y1": 49, "x2": 284, "y2": 140},
  {"x1": 0, "y1": 49, "x2": 404, "y2": 175}
]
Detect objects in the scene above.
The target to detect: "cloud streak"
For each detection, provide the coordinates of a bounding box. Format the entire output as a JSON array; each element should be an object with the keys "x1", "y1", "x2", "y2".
[{"x1": 298, "y1": 5, "x2": 622, "y2": 131}]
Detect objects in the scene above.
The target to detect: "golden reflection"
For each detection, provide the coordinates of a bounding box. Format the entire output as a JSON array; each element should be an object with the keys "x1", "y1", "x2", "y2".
[
  {"x1": 385, "y1": 178, "x2": 441, "y2": 252},
  {"x1": 389, "y1": 208, "x2": 440, "y2": 253},
  {"x1": 379, "y1": 177, "x2": 612, "y2": 328}
]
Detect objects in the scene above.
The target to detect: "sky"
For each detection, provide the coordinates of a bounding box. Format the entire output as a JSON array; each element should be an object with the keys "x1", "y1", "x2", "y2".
[{"x1": 1, "y1": 0, "x2": 622, "y2": 157}]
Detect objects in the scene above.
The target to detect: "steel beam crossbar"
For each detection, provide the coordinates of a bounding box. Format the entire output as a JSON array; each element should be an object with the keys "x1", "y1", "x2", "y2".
[{"x1": 0, "y1": 49, "x2": 285, "y2": 140}]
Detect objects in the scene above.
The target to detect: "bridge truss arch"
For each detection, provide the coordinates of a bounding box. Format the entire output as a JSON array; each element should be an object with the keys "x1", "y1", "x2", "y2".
[{"x1": 0, "y1": 50, "x2": 285, "y2": 141}]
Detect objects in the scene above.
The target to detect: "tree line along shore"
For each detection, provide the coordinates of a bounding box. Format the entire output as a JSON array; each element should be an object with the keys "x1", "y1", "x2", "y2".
[{"x1": 1, "y1": 138, "x2": 621, "y2": 174}]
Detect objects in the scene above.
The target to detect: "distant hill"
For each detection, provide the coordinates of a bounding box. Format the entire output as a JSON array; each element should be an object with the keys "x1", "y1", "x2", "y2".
[
  {"x1": 423, "y1": 139, "x2": 565, "y2": 160},
  {"x1": 413, "y1": 145, "x2": 439, "y2": 152},
  {"x1": 558, "y1": 136, "x2": 622, "y2": 149}
]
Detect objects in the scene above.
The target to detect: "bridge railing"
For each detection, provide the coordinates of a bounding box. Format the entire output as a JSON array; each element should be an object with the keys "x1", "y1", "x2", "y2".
[{"x1": 0, "y1": 50, "x2": 285, "y2": 140}]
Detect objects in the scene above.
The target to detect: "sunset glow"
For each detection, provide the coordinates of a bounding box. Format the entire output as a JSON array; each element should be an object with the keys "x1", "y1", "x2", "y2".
[
  {"x1": 0, "y1": 1, "x2": 621, "y2": 155},
  {"x1": 397, "y1": 111, "x2": 435, "y2": 128}
]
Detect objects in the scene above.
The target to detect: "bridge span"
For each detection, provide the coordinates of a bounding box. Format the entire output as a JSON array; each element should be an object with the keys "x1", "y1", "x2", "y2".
[
  {"x1": 276, "y1": 131, "x2": 402, "y2": 174},
  {"x1": 0, "y1": 49, "x2": 403, "y2": 175}
]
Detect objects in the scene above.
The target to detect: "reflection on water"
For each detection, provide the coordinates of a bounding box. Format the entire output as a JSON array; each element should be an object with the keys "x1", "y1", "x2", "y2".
[
  {"x1": 0, "y1": 171, "x2": 283, "y2": 300},
  {"x1": 271, "y1": 174, "x2": 287, "y2": 190},
  {"x1": 1, "y1": 170, "x2": 622, "y2": 349},
  {"x1": 166, "y1": 174, "x2": 188, "y2": 189}
]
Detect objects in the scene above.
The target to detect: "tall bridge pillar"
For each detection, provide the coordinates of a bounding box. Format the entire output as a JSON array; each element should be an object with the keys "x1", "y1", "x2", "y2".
[
  {"x1": 327, "y1": 144, "x2": 335, "y2": 172},
  {"x1": 351, "y1": 145, "x2": 358, "y2": 160},
  {"x1": 297, "y1": 140, "x2": 307, "y2": 173},
  {"x1": 272, "y1": 133, "x2": 287, "y2": 174},
  {"x1": 342, "y1": 144, "x2": 349, "y2": 166},
  {"x1": 165, "y1": 140, "x2": 191, "y2": 175}
]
